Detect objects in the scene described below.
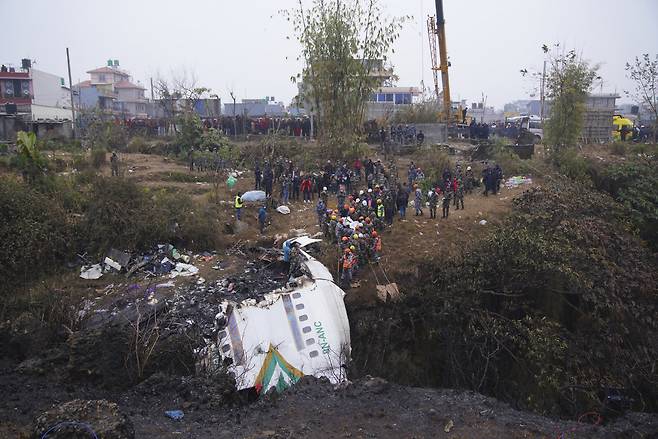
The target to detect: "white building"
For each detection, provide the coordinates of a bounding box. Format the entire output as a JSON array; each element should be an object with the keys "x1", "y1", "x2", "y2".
[{"x1": 31, "y1": 68, "x2": 73, "y2": 121}]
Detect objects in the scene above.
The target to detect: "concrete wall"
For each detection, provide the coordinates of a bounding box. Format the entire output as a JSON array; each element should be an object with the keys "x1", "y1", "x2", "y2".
[
  {"x1": 416, "y1": 123, "x2": 448, "y2": 144},
  {"x1": 31, "y1": 69, "x2": 70, "y2": 109},
  {"x1": 31, "y1": 104, "x2": 72, "y2": 121}
]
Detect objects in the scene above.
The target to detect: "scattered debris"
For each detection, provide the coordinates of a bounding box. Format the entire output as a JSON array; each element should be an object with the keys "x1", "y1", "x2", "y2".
[
  {"x1": 242, "y1": 190, "x2": 267, "y2": 202},
  {"x1": 376, "y1": 283, "x2": 402, "y2": 303},
  {"x1": 505, "y1": 175, "x2": 533, "y2": 189},
  {"x1": 169, "y1": 263, "x2": 200, "y2": 278},
  {"x1": 444, "y1": 419, "x2": 454, "y2": 433},
  {"x1": 103, "y1": 257, "x2": 122, "y2": 272},
  {"x1": 215, "y1": 250, "x2": 351, "y2": 393},
  {"x1": 80, "y1": 264, "x2": 103, "y2": 280},
  {"x1": 479, "y1": 220, "x2": 488, "y2": 225},
  {"x1": 276, "y1": 205, "x2": 291, "y2": 215},
  {"x1": 34, "y1": 399, "x2": 134, "y2": 439},
  {"x1": 164, "y1": 410, "x2": 184, "y2": 421}
]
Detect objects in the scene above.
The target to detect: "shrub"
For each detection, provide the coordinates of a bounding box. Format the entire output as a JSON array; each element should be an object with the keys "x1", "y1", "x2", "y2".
[
  {"x1": 90, "y1": 148, "x2": 106, "y2": 169},
  {"x1": 610, "y1": 142, "x2": 627, "y2": 156},
  {"x1": 551, "y1": 147, "x2": 593, "y2": 184},
  {"x1": 126, "y1": 136, "x2": 148, "y2": 153},
  {"x1": 0, "y1": 178, "x2": 77, "y2": 296}
]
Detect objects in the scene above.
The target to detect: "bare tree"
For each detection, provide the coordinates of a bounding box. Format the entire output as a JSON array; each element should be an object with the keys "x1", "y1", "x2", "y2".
[
  {"x1": 152, "y1": 69, "x2": 211, "y2": 134},
  {"x1": 626, "y1": 54, "x2": 658, "y2": 144}
]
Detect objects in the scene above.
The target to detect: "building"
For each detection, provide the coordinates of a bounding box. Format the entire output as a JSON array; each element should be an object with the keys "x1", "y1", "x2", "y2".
[
  {"x1": 224, "y1": 98, "x2": 286, "y2": 117},
  {"x1": 31, "y1": 68, "x2": 74, "y2": 121},
  {"x1": 366, "y1": 86, "x2": 421, "y2": 120},
  {"x1": 74, "y1": 60, "x2": 147, "y2": 117},
  {"x1": 0, "y1": 61, "x2": 73, "y2": 141}
]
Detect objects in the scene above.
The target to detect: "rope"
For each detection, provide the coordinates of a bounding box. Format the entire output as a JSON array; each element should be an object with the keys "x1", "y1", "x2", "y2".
[{"x1": 41, "y1": 421, "x2": 98, "y2": 439}]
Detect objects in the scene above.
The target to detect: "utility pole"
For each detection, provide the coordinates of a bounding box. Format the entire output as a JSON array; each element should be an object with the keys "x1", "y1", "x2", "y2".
[
  {"x1": 230, "y1": 91, "x2": 237, "y2": 138},
  {"x1": 66, "y1": 48, "x2": 76, "y2": 138},
  {"x1": 150, "y1": 77, "x2": 154, "y2": 101},
  {"x1": 540, "y1": 59, "x2": 547, "y2": 124}
]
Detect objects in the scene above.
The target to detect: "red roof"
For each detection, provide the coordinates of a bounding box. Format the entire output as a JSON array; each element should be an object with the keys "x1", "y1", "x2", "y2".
[
  {"x1": 86, "y1": 66, "x2": 129, "y2": 75},
  {"x1": 114, "y1": 80, "x2": 145, "y2": 90}
]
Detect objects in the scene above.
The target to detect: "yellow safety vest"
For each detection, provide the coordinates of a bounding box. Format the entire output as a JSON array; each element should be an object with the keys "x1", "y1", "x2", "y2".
[
  {"x1": 234, "y1": 196, "x2": 243, "y2": 209},
  {"x1": 377, "y1": 204, "x2": 384, "y2": 217}
]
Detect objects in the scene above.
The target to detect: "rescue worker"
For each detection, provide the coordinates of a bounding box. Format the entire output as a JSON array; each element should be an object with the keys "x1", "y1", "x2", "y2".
[
  {"x1": 376, "y1": 199, "x2": 385, "y2": 221},
  {"x1": 465, "y1": 166, "x2": 474, "y2": 194},
  {"x1": 442, "y1": 186, "x2": 452, "y2": 218},
  {"x1": 428, "y1": 189, "x2": 439, "y2": 219},
  {"x1": 110, "y1": 152, "x2": 119, "y2": 177},
  {"x1": 234, "y1": 192, "x2": 244, "y2": 220},
  {"x1": 414, "y1": 185, "x2": 424, "y2": 216},
  {"x1": 372, "y1": 230, "x2": 382, "y2": 262},
  {"x1": 316, "y1": 199, "x2": 326, "y2": 228},
  {"x1": 454, "y1": 178, "x2": 465, "y2": 210},
  {"x1": 289, "y1": 242, "x2": 302, "y2": 279},
  {"x1": 258, "y1": 205, "x2": 267, "y2": 234},
  {"x1": 341, "y1": 248, "x2": 354, "y2": 287}
]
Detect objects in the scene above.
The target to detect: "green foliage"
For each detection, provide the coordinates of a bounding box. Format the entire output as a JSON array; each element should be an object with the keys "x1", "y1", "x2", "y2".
[
  {"x1": 288, "y1": 0, "x2": 407, "y2": 157},
  {"x1": 491, "y1": 144, "x2": 535, "y2": 176},
  {"x1": 82, "y1": 110, "x2": 128, "y2": 151},
  {"x1": 594, "y1": 159, "x2": 658, "y2": 250},
  {"x1": 391, "y1": 101, "x2": 439, "y2": 124},
  {"x1": 610, "y1": 142, "x2": 627, "y2": 156},
  {"x1": 0, "y1": 177, "x2": 76, "y2": 295},
  {"x1": 15, "y1": 131, "x2": 49, "y2": 183},
  {"x1": 126, "y1": 136, "x2": 148, "y2": 153},
  {"x1": 351, "y1": 180, "x2": 658, "y2": 416},
  {"x1": 90, "y1": 148, "x2": 106, "y2": 169},
  {"x1": 177, "y1": 111, "x2": 203, "y2": 150},
  {"x1": 543, "y1": 46, "x2": 599, "y2": 149},
  {"x1": 551, "y1": 147, "x2": 593, "y2": 184},
  {"x1": 625, "y1": 54, "x2": 658, "y2": 144}
]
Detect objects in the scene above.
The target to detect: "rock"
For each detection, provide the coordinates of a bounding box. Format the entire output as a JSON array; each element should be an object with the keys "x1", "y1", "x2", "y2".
[
  {"x1": 34, "y1": 399, "x2": 134, "y2": 439},
  {"x1": 361, "y1": 376, "x2": 390, "y2": 394}
]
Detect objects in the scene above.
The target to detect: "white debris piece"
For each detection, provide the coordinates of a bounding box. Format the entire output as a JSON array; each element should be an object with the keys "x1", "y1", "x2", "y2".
[
  {"x1": 169, "y1": 263, "x2": 200, "y2": 278},
  {"x1": 276, "y1": 206, "x2": 291, "y2": 215},
  {"x1": 103, "y1": 257, "x2": 122, "y2": 271},
  {"x1": 217, "y1": 250, "x2": 350, "y2": 393},
  {"x1": 479, "y1": 219, "x2": 488, "y2": 225},
  {"x1": 80, "y1": 264, "x2": 103, "y2": 280}
]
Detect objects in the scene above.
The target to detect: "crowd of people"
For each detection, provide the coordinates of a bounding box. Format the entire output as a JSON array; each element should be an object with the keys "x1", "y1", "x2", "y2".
[{"x1": 235, "y1": 155, "x2": 504, "y2": 288}]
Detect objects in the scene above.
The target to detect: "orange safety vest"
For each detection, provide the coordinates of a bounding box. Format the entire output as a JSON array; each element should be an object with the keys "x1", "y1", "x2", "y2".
[
  {"x1": 342, "y1": 254, "x2": 352, "y2": 270},
  {"x1": 374, "y1": 237, "x2": 382, "y2": 252}
]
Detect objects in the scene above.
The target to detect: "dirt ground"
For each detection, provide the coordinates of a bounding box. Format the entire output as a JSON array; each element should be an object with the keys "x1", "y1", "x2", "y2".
[
  {"x1": 99, "y1": 148, "x2": 535, "y2": 306},
  {"x1": 2, "y1": 145, "x2": 592, "y2": 439}
]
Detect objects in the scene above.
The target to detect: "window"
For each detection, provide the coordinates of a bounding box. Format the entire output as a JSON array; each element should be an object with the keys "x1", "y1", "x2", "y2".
[
  {"x1": 98, "y1": 74, "x2": 106, "y2": 82},
  {"x1": 302, "y1": 326, "x2": 312, "y2": 334},
  {"x1": 369, "y1": 93, "x2": 377, "y2": 102},
  {"x1": 299, "y1": 314, "x2": 308, "y2": 322},
  {"x1": 394, "y1": 93, "x2": 411, "y2": 105},
  {"x1": 305, "y1": 338, "x2": 315, "y2": 346},
  {"x1": 385, "y1": 93, "x2": 394, "y2": 102},
  {"x1": 2, "y1": 80, "x2": 31, "y2": 98},
  {"x1": 295, "y1": 303, "x2": 305, "y2": 310},
  {"x1": 309, "y1": 350, "x2": 319, "y2": 358}
]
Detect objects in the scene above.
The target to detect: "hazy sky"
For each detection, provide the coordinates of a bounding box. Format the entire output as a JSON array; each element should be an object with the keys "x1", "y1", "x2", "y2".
[{"x1": 3, "y1": 0, "x2": 657, "y2": 108}]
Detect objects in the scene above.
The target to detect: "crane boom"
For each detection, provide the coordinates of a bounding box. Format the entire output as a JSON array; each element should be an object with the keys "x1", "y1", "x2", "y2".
[{"x1": 427, "y1": 0, "x2": 451, "y2": 122}]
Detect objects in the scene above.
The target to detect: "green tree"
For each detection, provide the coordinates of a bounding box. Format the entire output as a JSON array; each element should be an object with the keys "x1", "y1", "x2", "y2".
[
  {"x1": 288, "y1": 0, "x2": 407, "y2": 157},
  {"x1": 543, "y1": 46, "x2": 599, "y2": 150},
  {"x1": 626, "y1": 54, "x2": 658, "y2": 144},
  {"x1": 177, "y1": 111, "x2": 203, "y2": 150},
  {"x1": 15, "y1": 131, "x2": 48, "y2": 183}
]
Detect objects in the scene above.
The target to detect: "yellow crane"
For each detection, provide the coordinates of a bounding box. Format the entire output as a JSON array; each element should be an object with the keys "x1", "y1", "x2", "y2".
[{"x1": 427, "y1": 0, "x2": 453, "y2": 123}]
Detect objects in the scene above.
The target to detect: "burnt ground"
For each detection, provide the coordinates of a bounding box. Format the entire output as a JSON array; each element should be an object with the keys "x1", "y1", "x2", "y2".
[
  {"x1": 2, "y1": 363, "x2": 657, "y2": 438},
  {"x1": 3, "y1": 145, "x2": 658, "y2": 437}
]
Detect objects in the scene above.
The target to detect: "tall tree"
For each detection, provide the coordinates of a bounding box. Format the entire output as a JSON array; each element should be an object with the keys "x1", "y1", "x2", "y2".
[
  {"x1": 287, "y1": 0, "x2": 407, "y2": 157},
  {"x1": 626, "y1": 54, "x2": 658, "y2": 144},
  {"x1": 543, "y1": 45, "x2": 599, "y2": 150}
]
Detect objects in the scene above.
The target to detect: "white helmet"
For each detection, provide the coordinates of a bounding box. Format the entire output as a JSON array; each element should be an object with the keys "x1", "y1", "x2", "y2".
[
  {"x1": 368, "y1": 188, "x2": 373, "y2": 193},
  {"x1": 355, "y1": 198, "x2": 360, "y2": 203},
  {"x1": 362, "y1": 200, "x2": 367, "y2": 206},
  {"x1": 358, "y1": 233, "x2": 364, "y2": 238},
  {"x1": 323, "y1": 186, "x2": 327, "y2": 191},
  {"x1": 428, "y1": 191, "x2": 433, "y2": 197},
  {"x1": 466, "y1": 166, "x2": 472, "y2": 171},
  {"x1": 359, "y1": 190, "x2": 364, "y2": 195}
]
